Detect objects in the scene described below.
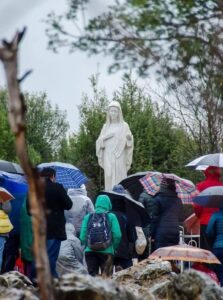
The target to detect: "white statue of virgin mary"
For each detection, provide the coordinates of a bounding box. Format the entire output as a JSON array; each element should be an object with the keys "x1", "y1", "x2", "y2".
[{"x1": 96, "y1": 101, "x2": 134, "y2": 190}]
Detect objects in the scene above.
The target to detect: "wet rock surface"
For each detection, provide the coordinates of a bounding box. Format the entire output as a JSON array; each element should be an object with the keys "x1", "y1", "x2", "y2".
[
  {"x1": 167, "y1": 269, "x2": 223, "y2": 300},
  {"x1": 113, "y1": 259, "x2": 172, "y2": 298},
  {"x1": 0, "y1": 262, "x2": 222, "y2": 299},
  {"x1": 55, "y1": 272, "x2": 154, "y2": 300}
]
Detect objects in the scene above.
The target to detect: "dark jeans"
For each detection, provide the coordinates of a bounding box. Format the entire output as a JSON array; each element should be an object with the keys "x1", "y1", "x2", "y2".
[
  {"x1": 114, "y1": 257, "x2": 133, "y2": 270},
  {"x1": 47, "y1": 239, "x2": 61, "y2": 278},
  {"x1": 2, "y1": 234, "x2": 20, "y2": 273},
  {"x1": 212, "y1": 248, "x2": 223, "y2": 286},
  {"x1": 85, "y1": 252, "x2": 113, "y2": 277}
]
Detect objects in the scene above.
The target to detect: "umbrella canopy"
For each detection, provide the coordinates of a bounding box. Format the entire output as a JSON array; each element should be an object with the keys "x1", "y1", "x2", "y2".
[
  {"x1": 0, "y1": 160, "x2": 24, "y2": 175},
  {"x1": 149, "y1": 244, "x2": 220, "y2": 264},
  {"x1": 184, "y1": 213, "x2": 200, "y2": 235},
  {"x1": 38, "y1": 162, "x2": 88, "y2": 189},
  {"x1": 186, "y1": 153, "x2": 223, "y2": 168},
  {"x1": 0, "y1": 187, "x2": 14, "y2": 202},
  {"x1": 98, "y1": 190, "x2": 150, "y2": 227},
  {"x1": 119, "y1": 171, "x2": 148, "y2": 199},
  {"x1": 140, "y1": 172, "x2": 198, "y2": 204},
  {"x1": 193, "y1": 186, "x2": 223, "y2": 208}
]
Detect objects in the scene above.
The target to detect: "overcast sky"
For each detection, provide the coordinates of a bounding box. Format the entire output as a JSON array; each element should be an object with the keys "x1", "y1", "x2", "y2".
[{"x1": 0, "y1": 0, "x2": 158, "y2": 132}]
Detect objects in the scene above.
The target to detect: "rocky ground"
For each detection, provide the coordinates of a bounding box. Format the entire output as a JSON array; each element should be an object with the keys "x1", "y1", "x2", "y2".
[{"x1": 0, "y1": 259, "x2": 222, "y2": 300}]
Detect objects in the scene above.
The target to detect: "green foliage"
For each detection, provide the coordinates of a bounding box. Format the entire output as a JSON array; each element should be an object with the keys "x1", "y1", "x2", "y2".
[
  {"x1": 0, "y1": 88, "x2": 69, "y2": 164},
  {"x1": 57, "y1": 75, "x2": 200, "y2": 193},
  {"x1": 0, "y1": 89, "x2": 16, "y2": 161}
]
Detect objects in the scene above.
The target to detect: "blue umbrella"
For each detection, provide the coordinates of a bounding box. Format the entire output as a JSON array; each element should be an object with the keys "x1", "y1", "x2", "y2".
[
  {"x1": 193, "y1": 186, "x2": 223, "y2": 208},
  {"x1": 38, "y1": 162, "x2": 88, "y2": 189}
]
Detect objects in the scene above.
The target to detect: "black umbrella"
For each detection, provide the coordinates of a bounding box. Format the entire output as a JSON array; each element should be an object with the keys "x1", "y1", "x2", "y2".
[
  {"x1": 119, "y1": 171, "x2": 148, "y2": 200},
  {"x1": 98, "y1": 190, "x2": 150, "y2": 227},
  {"x1": 0, "y1": 160, "x2": 24, "y2": 175}
]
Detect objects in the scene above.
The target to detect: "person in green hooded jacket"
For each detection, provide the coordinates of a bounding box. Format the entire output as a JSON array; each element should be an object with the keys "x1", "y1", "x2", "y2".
[{"x1": 80, "y1": 195, "x2": 121, "y2": 277}]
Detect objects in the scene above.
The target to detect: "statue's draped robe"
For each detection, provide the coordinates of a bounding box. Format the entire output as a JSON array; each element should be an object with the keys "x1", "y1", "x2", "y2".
[{"x1": 96, "y1": 121, "x2": 133, "y2": 190}]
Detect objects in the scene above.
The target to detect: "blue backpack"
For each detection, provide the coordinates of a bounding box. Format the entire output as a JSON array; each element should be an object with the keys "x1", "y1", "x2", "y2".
[{"x1": 87, "y1": 212, "x2": 112, "y2": 250}]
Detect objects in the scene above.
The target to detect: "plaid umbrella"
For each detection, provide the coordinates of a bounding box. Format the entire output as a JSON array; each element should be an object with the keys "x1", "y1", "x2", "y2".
[
  {"x1": 140, "y1": 172, "x2": 198, "y2": 204},
  {"x1": 149, "y1": 244, "x2": 220, "y2": 264},
  {"x1": 38, "y1": 162, "x2": 88, "y2": 189}
]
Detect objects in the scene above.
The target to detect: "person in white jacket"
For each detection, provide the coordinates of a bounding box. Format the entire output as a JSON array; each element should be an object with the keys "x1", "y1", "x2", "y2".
[
  {"x1": 65, "y1": 185, "x2": 94, "y2": 237},
  {"x1": 56, "y1": 223, "x2": 87, "y2": 276}
]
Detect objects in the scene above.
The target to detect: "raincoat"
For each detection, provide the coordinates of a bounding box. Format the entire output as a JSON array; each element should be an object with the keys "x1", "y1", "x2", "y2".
[
  {"x1": 65, "y1": 186, "x2": 94, "y2": 235},
  {"x1": 80, "y1": 195, "x2": 121, "y2": 255},
  {"x1": 194, "y1": 166, "x2": 223, "y2": 225},
  {"x1": 56, "y1": 223, "x2": 87, "y2": 276}
]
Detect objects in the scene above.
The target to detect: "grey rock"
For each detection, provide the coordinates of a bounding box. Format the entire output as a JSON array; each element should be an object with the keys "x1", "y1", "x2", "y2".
[
  {"x1": 0, "y1": 287, "x2": 38, "y2": 300},
  {"x1": 149, "y1": 280, "x2": 170, "y2": 299},
  {"x1": 0, "y1": 271, "x2": 33, "y2": 289},
  {"x1": 55, "y1": 272, "x2": 154, "y2": 300},
  {"x1": 167, "y1": 269, "x2": 223, "y2": 300}
]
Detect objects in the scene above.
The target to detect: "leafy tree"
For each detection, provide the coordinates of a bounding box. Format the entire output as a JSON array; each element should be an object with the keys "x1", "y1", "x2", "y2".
[
  {"x1": 0, "y1": 89, "x2": 16, "y2": 161},
  {"x1": 0, "y1": 88, "x2": 69, "y2": 163},
  {"x1": 58, "y1": 75, "x2": 199, "y2": 193},
  {"x1": 45, "y1": 0, "x2": 223, "y2": 86}
]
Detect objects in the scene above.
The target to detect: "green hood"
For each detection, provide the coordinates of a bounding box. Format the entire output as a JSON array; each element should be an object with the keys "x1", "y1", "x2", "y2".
[{"x1": 95, "y1": 195, "x2": 112, "y2": 212}]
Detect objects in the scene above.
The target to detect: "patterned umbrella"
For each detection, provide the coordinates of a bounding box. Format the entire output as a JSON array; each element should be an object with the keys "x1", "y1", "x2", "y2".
[
  {"x1": 0, "y1": 187, "x2": 14, "y2": 202},
  {"x1": 186, "y1": 153, "x2": 223, "y2": 168},
  {"x1": 38, "y1": 162, "x2": 88, "y2": 189},
  {"x1": 140, "y1": 172, "x2": 198, "y2": 204},
  {"x1": 149, "y1": 244, "x2": 220, "y2": 264}
]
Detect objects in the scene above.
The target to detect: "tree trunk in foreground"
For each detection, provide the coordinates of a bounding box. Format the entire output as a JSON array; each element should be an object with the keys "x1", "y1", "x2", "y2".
[{"x1": 0, "y1": 28, "x2": 55, "y2": 300}]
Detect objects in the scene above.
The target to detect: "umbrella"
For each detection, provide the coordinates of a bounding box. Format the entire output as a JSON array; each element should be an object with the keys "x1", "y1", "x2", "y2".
[
  {"x1": 0, "y1": 187, "x2": 14, "y2": 202},
  {"x1": 186, "y1": 153, "x2": 223, "y2": 168},
  {"x1": 0, "y1": 160, "x2": 24, "y2": 175},
  {"x1": 184, "y1": 213, "x2": 200, "y2": 235},
  {"x1": 140, "y1": 172, "x2": 198, "y2": 204},
  {"x1": 38, "y1": 162, "x2": 87, "y2": 189},
  {"x1": 193, "y1": 186, "x2": 223, "y2": 208},
  {"x1": 119, "y1": 171, "x2": 149, "y2": 199},
  {"x1": 149, "y1": 244, "x2": 220, "y2": 264},
  {"x1": 98, "y1": 190, "x2": 150, "y2": 227}
]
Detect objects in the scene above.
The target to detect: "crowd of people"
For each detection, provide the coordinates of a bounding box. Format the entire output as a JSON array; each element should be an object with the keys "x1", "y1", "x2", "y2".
[{"x1": 0, "y1": 165, "x2": 223, "y2": 286}]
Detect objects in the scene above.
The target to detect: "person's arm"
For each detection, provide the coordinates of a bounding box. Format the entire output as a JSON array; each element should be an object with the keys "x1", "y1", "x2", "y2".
[
  {"x1": 58, "y1": 184, "x2": 73, "y2": 210},
  {"x1": 79, "y1": 214, "x2": 89, "y2": 247},
  {"x1": 110, "y1": 214, "x2": 122, "y2": 251},
  {"x1": 193, "y1": 203, "x2": 203, "y2": 218},
  {"x1": 206, "y1": 214, "x2": 216, "y2": 238}
]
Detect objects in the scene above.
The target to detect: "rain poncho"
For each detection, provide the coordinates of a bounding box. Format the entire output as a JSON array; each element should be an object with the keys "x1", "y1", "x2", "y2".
[
  {"x1": 56, "y1": 223, "x2": 87, "y2": 276},
  {"x1": 65, "y1": 186, "x2": 94, "y2": 235}
]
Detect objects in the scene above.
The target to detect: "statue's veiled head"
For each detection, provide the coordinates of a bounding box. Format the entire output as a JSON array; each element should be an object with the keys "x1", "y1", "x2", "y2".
[{"x1": 106, "y1": 101, "x2": 123, "y2": 124}]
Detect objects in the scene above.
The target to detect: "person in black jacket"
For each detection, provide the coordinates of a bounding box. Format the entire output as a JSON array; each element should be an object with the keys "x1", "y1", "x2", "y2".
[
  {"x1": 150, "y1": 178, "x2": 183, "y2": 250},
  {"x1": 112, "y1": 185, "x2": 137, "y2": 271},
  {"x1": 40, "y1": 167, "x2": 73, "y2": 277}
]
